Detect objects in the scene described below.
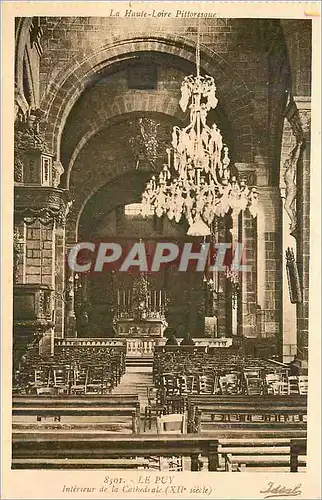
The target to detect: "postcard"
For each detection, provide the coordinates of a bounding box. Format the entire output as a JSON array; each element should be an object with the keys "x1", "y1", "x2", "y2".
[{"x1": 1, "y1": 1, "x2": 321, "y2": 499}]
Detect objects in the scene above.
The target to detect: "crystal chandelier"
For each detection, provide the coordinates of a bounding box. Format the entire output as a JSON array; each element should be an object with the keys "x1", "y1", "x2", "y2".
[{"x1": 141, "y1": 30, "x2": 258, "y2": 236}]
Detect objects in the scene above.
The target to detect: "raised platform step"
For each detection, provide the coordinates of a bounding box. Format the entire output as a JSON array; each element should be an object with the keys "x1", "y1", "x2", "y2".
[{"x1": 126, "y1": 357, "x2": 153, "y2": 367}]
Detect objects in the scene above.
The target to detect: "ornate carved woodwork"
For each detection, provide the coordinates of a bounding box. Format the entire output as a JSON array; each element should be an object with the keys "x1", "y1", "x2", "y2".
[{"x1": 14, "y1": 186, "x2": 71, "y2": 226}]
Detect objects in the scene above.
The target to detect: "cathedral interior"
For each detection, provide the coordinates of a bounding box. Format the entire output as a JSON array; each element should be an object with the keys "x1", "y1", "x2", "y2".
[{"x1": 12, "y1": 16, "x2": 312, "y2": 472}]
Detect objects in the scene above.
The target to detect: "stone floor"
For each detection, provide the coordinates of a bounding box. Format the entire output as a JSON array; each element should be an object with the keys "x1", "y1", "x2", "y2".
[{"x1": 111, "y1": 364, "x2": 153, "y2": 411}]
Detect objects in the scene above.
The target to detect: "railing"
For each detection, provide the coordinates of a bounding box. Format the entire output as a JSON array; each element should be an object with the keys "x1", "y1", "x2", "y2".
[
  {"x1": 55, "y1": 338, "x2": 125, "y2": 348},
  {"x1": 54, "y1": 337, "x2": 234, "y2": 358},
  {"x1": 126, "y1": 338, "x2": 155, "y2": 357},
  {"x1": 193, "y1": 338, "x2": 233, "y2": 348}
]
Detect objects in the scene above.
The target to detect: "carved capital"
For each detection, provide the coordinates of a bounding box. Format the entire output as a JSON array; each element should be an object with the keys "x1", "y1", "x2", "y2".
[
  {"x1": 297, "y1": 109, "x2": 311, "y2": 138},
  {"x1": 286, "y1": 97, "x2": 311, "y2": 141},
  {"x1": 234, "y1": 163, "x2": 257, "y2": 186},
  {"x1": 15, "y1": 86, "x2": 29, "y2": 123}
]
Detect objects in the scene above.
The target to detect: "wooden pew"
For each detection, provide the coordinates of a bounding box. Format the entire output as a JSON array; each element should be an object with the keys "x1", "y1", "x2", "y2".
[
  {"x1": 12, "y1": 433, "x2": 220, "y2": 471},
  {"x1": 186, "y1": 395, "x2": 307, "y2": 433},
  {"x1": 12, "y1": 458, "x2": 151, "y2": 469},
  {"x1": 12, "y1": 395, "x2": 141, "y2": 434},
  {"x1": 290, "y1": 438, "x2": 307, "y2": 472},
  {"x1": 220, "y1": 438, "x2": 307, "y2": 472}
]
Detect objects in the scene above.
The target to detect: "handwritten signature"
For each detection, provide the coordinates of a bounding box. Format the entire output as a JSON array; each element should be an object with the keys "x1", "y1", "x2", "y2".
[{"x1": 260, "y1": 482, "x2": 302, "y2": 498}]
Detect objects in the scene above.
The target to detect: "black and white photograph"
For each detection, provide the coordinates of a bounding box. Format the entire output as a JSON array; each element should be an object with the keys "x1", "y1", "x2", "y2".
[{"x1": 1, "y1": 2, "x2": 321, "y2": 499}]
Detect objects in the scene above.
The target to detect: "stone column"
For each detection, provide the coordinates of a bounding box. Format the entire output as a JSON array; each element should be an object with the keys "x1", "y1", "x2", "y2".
[
  {"x1": 230, "y1": 211, "x2": 239, "y2": 337},
  {"x1": 279, "y1": 113, "x2": 298, "y2": 363},
  {"x1": 254, "y1": 187, "x2": 283, "y2": 355},
  {"x1": 234, "y1": 164, "x2": 259, "y2": 340},
  {"x1": 54, "y1": 220, "x2": 66, "y2": 338},
  {"x1": 216, "y1": 218, "x2": 229, "y2": 337},
  {"x1": 280, "y1": 188, "x2": 297, "y2": 363},
  {"x1": 64, "y1": 244, "x2": 77, "y2": 338},
  {"x1": 280, "y1": 97, "x2": 311, "y2": 363},
  {"x1": 294, "y1": 97, "x2": 311, "y2": 362},
  {"x1": 239, "y1": 210, "x2": 257, "y2": 338}
]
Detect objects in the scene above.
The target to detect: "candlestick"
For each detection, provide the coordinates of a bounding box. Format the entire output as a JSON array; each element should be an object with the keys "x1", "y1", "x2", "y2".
[{"x1": 166, "y1": 148, "x2": 171, "y2": 168}]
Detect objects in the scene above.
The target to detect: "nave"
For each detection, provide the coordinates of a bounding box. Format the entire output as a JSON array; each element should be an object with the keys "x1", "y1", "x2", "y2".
[{"x1": 12, "y1": 341, "x2": 307, "y2": 473}]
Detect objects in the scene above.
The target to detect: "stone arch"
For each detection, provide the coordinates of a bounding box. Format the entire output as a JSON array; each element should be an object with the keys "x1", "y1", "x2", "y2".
[
  {"x1": 15, "y1": 18, "x2": 34, "y2": 118},
  {"x1": 41, "y1": 35, "x2": 254, "y2": 161},
  {"x1": 65, "y1": 94, "x2": 185, "y2": 188},
  {"x1": 15, "y1": 18, "x2": 33, "y2": 92},
  {"x1": 280, "y1": 20, "x2": 312, "y2": 97},
  {"x1": 66, "y1": 169, "x2": 151, "y2": 243}
]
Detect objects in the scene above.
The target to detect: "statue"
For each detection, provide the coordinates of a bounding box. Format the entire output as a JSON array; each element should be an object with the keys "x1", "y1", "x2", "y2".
[
  {"x1": 283, "y1": 139, "x2": 303, "y2": 236},
  {"x1": 52, "y1": 160, "x2": 64, "y2": 188},
  {"x1": 14, "y1": 108, "x2": 50, "y2": 183}
]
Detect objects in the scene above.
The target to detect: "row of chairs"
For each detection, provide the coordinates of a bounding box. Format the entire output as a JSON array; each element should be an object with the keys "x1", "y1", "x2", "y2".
[
  {"x1": 154, "y1": 372, "x2": 308, "y2": 397},
  {"x1": 14, "y1": 363, "x2": 118, "y2": 395},
  {"x1": 14, "y1": 345, "x2": 125, "y2": 395},
  {"x1": 153, "y1": 351, "x2": 285, "y2": 378}
]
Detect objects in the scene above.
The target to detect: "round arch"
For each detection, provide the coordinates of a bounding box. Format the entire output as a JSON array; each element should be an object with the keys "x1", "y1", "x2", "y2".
[{"x1": 41, "y1": 35, "x2": 255, "y2": 160}]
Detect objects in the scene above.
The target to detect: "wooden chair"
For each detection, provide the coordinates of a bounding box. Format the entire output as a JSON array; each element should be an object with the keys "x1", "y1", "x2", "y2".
[
  {"x1": 53, "y1": 367, "x2": 70, "y2": 394},
  {"x1": 265, "y1": 373, "x2": 281, "y2": 395},
  {"x1": 156, "y1": 413, "x2": 187, "y2": 471},
  {"x1": 223, "y1": 373, "x2": 240, "y2": 395},
  {"x1": 275, "y1": 381, "x2": 289, "y2": 396},
  {"x1": 143, "y1": 387, "x2": 166, "y2": 432},
  {"x1": 298, "y1": 376, "x2": 308, "y2": 396},
  {"x1": 178, "y1": 375, "x2": 194, "y2": 396},
  {"x1": 162, "y1": 374, "x2": 180, "y2": 397},
  {"x1": 199, "y1": 375, "x2": 215, "y2": 395},
  {"x1": 245, "y1": 377, "x2": 264, "y2": 396},
  {"x1": 86, "y1": 366, "x2": 106, "y2": 395},
  {"x1": 28, "y1": 367, "x2": 51, "y2": 393},
  {"x1": 157, "y1": 413, "x2": 187, "y2": 434},
  {"x1": 70, "y1": 366, "x2": 88, "y2": 395},
  {"x1": 288, "y1": 376, "x2": 299, "y2": 395}
]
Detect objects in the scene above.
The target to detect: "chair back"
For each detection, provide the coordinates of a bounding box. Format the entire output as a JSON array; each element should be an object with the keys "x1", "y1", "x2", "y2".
[
  {"x1": 288, "y1": 376, "x2": 299, "y2": 395},
  {"x1": 199, "y1": 375, "x2": 214, "y2": 394},
  {"x1": 156, "y1": 413, "x2": 187, "y2": 434},
  {"x1": 298, "y1": 375, "x2": 308, "y2": 395},
  {"x1": 245, "y1": 377, "x2": 264, "y2": 396},
  {"x1": 162, "y1": 374, "x2": 179, "y2": 396}
]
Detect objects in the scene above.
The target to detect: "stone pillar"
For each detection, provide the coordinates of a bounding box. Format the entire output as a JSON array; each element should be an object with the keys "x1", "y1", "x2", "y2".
[
  {"x1": 280, "y1": 97, "x2": 311, "y2": 363},
  {"x1": 279, "y1": 114, "x2": 298, "y2": 362},
  {"x1": 216, "y1": 218, "x2": 229, "y2": 337},
  {"x1": 294, "y1": 97, "x2": 311, "y2": 362},
  {"x1": 256, "y1": 188, "x2": 283, "y2": 352},
  {"x1": 54, "y1": 221, "x2": 66, "y2": 338},
  {"x1": 239, "y1": 211, "x2": 257, "y2": 338},
  {"x1": 65, "y1": 244, "x2": 77, "y2": 338},
  {"x1": 234, "y1": 165, "x2": 259, "y2": 340}
]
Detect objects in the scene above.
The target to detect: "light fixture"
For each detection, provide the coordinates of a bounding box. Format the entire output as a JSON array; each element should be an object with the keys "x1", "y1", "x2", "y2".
[{"x1": 141, "y1": 26, "x2": 258, "y2": 236}]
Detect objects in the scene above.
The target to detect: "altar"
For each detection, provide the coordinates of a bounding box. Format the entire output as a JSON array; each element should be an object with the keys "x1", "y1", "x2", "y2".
[
  {"x1": 116, "y1": 317, "x2": 166, "y2": 337},
  {"x1": 114, "y1": 273, "x2": 167, "y2": 338}
]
